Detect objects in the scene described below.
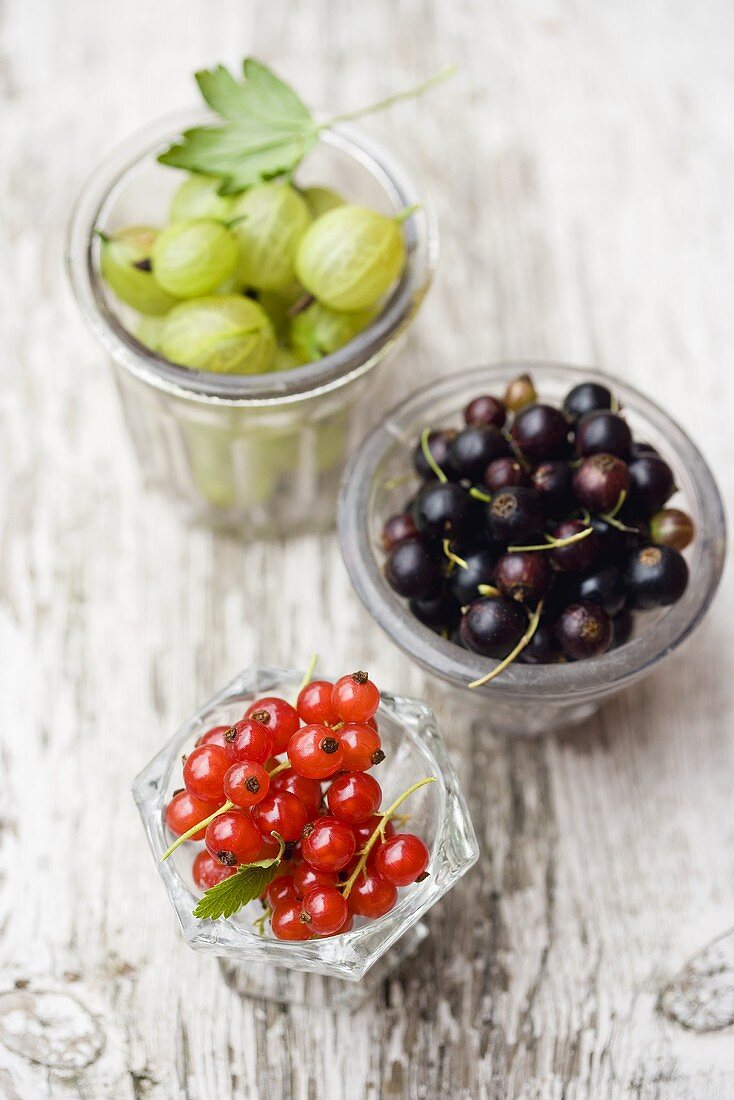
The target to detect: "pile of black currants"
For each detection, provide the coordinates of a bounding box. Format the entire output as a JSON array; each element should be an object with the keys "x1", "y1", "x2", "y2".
[{"x1": 381, "y1": 374, "x2": 694, "y2": 685}]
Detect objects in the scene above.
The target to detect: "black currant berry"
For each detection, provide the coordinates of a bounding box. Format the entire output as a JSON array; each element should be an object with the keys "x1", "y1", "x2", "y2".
[
  {"x1": 460, "y1": 596, "x2": 527, "y2": 658},
  {"x1": 555, "y1": 601, "x2": 612, "y2": 659},
  {"x1": 504, "y1": 373, "x2": 537, "y2": 412},
  {"x1": 627, "y1": 455, "x2": 676, "y2": 515},
  {"x1": 448, "y1": 547, "x2": 500, "y2": 605},
  {"x1": 409, "y1": 591, "x2": 461, "y2": 632},
  {"x1": 487, "y1": 487, "x2": 544, "y2": 543},
  {"x1": 484, "y1": 457, "x2": 528, "y2": 491},
  {"x1": 381, "y1": 512, "x2": 418, "y2": 552},
  {"x1": 494, "y1": 551, "x2": 551, "y2": 604},
  {"x1": 650, "y1": 508, "x2": 695, "y2": 551},
  {"x1": 562, "y1": 382, "x2": 614, "y2": 422},
  {"x1": 575, "y1": 410, "x2": 632, "y2": 459},
  {"x1": 630, "y1": 440, "x2": 659, "y2": 459},
  {"x1": 589, "y1": 515, "x2": 632, "y2": 566},
  {"x1": 575, "y1": 564, "x2": 627, "y2": 617},
  {"x1": 412, "y1": 430, "x2": 456, "y2": 481},
  {"x1": 625, "y1": 545, "x2": 689, "y2": 609},
  {"x1": 385, "y1": 539, "x2": 442, "y2": 599},
  {"x1": 572, "y1": 453, "x2": 630, "y2": 513},
  {"x1": 610, "y1": 607, "x2": 634, "y2": 649},
  {"x1": 414, "y1": 482, "x2": 472, "y2": 539},
  {"x1": 549, "y1": 520, "x2": 599, "y2": 572},
  {"x1": 510, "y1": 403, "x2": 570, "y2": 460},
  {"x1": 518, "y1": 623, "x2": 564, "y2": 664},
  {"x1": 464, "y1": 394, "x2": 506, "y2": 429},
  {"x1": 448, "y1": 426, "x2": 508, "y2": 481},
  {"x1": 532, "y1": 461, "x2": 573, "y2": 516}
]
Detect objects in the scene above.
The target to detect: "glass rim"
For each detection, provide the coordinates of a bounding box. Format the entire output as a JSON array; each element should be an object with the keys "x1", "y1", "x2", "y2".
[
  {"x1": 337, "y1": 361, "x2": 727, "y2": 701},
  {"x1": 65, "y1": 107, "x2": 439, "y2": 407}
]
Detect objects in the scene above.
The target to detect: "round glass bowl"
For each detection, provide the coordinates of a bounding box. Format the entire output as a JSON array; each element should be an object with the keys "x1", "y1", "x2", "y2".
[
  {"x1": 67, "y1": 110, "x2": 438, "y2": 538},
  {"x1": 338, "y1": 362, "x2": 727, "y2": 735},
  {"x1": 132, "y1": 665, "x2": 478, "y2": 1009}
]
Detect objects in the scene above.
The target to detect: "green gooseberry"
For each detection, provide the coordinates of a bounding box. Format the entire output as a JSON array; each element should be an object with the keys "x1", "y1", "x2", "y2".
[
  {"x1": 170, "y1": 174, "x2": 236, "y2": 223},
  {"x1": 159, "y1": 295, "x2": 276, "y2": 374},
  {"x1": 152, "y1": 219, "x2": 239, "y2": 298},
  {"x1": 230, "y1": 182, "x2": 312, "y2": 291},
  {"x1": 99, "y1": 226, "x2": 178, "y2": 316}
]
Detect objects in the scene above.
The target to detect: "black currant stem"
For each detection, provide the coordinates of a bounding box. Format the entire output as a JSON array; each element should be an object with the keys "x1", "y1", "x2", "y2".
[
  {"x1": 442, "y1": 539, "x2": 468, "y2": 569},
  {"x1": 469, "y1": 487, "x2": 491, "y2": 503},
  {"x1": 383, "y1": 472, "x2": 415, "y2": 492},
  {"x1": 420, "y1": 427, "x2": 447, "y2": 483},
  {"x1": 267, "y1": 760, "x2": 291, "y2": 779},
  {"x1": 509, "y1": 526, "x2": 593, "y2": 553},
  {"x1": 161, "y1": 800, "x2": 233, "y2": 861},
  {"x1": 341, "y1": 776, "x2": 436, "y2": 898},
  {"x1": 477, "y1": 583, "x2": 501, "y2": 597},
  {"x1": 468, "y1": 600, "x2": 545, "y2": 689},
  {"x1": 298, "y1": 654, "x2": 319, "y2": 693},
  {"x1": 317, "y1": 66, "x2": 456, "y2": 131},
  {"x1": 605, "y1": 489, "x2": 627, "y2": 520}
]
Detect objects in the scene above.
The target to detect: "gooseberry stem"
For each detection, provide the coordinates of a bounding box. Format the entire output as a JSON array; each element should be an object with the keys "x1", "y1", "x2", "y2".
[
  {"x1": 318, "y1": 66, "x2": 456, "y2": 131},
  {"x1": 340, "y1": 777, "x2": 437, "y2": 898},
  {"x1": 394, "y1": 203, "x2": 422, "y2": 225},
  {"x1": 442, "y1": 539, "x2": 468, "y2": 569},
  {"x1": 420, "y1": 427, "x2": 448, "y2": 483},
  {"x1": 161, "y1": 800, "x2": 233, "y2": 861},
  {"x1": 468, "y1": 600, "x2": 545, "y2": 689},
  {"x1": 509, "y1": 526, "x2": 593, "y2": 553}
]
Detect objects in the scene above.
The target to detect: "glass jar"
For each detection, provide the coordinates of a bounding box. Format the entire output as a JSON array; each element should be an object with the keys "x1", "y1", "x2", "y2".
[
  {"x1": 132, "y1": 665, "x2": 478, "y2": 1010},
  {"x1": 338, "y1": 362, "x2": 727, "y2": 735},
  {"x1": 67, "y1": 111, "x2": 438, "y2": 538}
]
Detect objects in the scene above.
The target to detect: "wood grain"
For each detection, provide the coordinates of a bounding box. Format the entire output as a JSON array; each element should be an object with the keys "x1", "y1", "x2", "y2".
[{"x1": 1, "y1": 0, "x2": 733, "y2": 1096}]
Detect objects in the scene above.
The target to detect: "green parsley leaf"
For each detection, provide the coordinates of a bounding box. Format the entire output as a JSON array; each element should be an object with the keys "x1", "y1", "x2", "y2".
[
  {"x1": 193, "y1": 861, "x2": 282, "y2": 921},
  {"x1": 158, "y1": 58, "x2": 318, "y2": 194}
]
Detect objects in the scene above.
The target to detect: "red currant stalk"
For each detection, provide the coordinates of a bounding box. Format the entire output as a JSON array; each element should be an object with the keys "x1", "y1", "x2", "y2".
[
  {"x1": 161, "y1": 799, "x2": 233, "y2": 861},
  {"x1": 340, "y1": 776, "x2": 436, "y2": 899}
]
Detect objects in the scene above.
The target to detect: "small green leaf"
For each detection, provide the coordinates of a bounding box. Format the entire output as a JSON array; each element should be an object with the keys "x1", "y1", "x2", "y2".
[
  {"x1": 193, "y1": 861, "x2": 281, "y2": 921},
  {"x1": 158, "y1": 58, "x2": 318, "y2": 194}
]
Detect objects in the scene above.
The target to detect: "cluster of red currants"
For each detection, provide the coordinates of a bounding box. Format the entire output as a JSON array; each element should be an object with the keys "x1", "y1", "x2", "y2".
[{"x1": 164, "y1": 671, "x2": 431, "y2": 939}]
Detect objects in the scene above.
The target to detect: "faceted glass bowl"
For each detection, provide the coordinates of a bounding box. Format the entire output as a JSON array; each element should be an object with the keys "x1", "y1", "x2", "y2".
[
  {"x1": 66, "y1": 111, "x2": 439, "y2": 537},
  {"x1": 338, "y1": 362, "x2": 727, "y2": 735},
  {"x1": 132, "y1": 665, "x2": 478, "y2": 1001}
]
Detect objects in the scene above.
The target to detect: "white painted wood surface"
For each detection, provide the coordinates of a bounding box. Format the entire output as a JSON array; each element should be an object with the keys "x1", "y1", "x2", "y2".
[{"x1": 2, "y1": 1, "x2": 733, "y2": 1096}]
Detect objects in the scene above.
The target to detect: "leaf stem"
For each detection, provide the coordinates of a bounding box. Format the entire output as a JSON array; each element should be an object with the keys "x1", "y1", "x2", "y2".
[
  {"x1": 340, "y1": 777, "x2": 436, "y2": 898},
  {"x1": 420, "y1": 427, "x2": 447, "y2": 483},
  {"x1": 318, "y1": 66, "x2": 456, "y2": 131},
  {"x1": 468, "y1": 601, "x2": 545, "y2": 689},
  {"x1": 161, "y1": 800, "x2": 233, "y2": 861}
]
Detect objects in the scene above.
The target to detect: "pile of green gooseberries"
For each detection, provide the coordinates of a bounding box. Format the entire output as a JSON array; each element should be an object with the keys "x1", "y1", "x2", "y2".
[{"x1": 98, "y1": 174, "x2": 410, "y2": 375}]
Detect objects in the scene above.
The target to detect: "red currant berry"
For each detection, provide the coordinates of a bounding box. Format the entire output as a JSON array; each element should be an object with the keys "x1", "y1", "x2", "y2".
[
  {"x1": 287, "y1": 724, "x2": 344, "y2": 780},
  {"x1": 196, "y1": 725, "x2": 230, "y2": 749},
  {"x1": 192, "y1": 850, "x2": 236, "y2": 890},
  {"x1": 300, "y1": 886, "x2": 348, "y2": 935},
  {"x1": 224, "y1": 718, "x2": 273, "y2": 765},
  {"x1": 244, "y1": 697, "x2": 300, "y2": 754},
  {"x1": 296, "y1": 680, "x2": 340, "y2": 726},
  {"x1": 271, "y1": 900, "x2": 312, "y2": 941},
  {"x1": 264, "y1": 874, "x2": 298, "y2": 909},
  {"x1": 253, "y1": 791, "x2": 308, "y2": 842},
  {"x1": 183, "y1": 744, "x2": 230, "y2": 804},
  {"x1": 165, "y1": 790, "x2": 219, "y2": 841},
  {"x1": 205, "y1": 810, "x2": 261, "y2": 867},
  {"x1": 351, "y1": 815, "x2": 395, "y2": 848},
  {"x1": 339, "y1": 723, "x2": 385, "y2": 771},
  {"x1": 347, "y1": 870, "x2": 398, "y2": 918},
  {"x1": 224, "y1": 761, "x2": 270, "y2": 808},
  {"x1": 326, "y1": 772, "x2": 382, "y2": 825},
  {"x1": 324, "y1": 912, "x2": 353, "y2": 936},
  {"x1": 271, "y1": 769, "x2": 323, "y2": 818},
  {"x1": 301, "y1": 817, "x2": 356, "y2": 872},
  {"x1": 292, "y1": 863, "x2": 338, "y2": 897},
  {"x1": 332, "y1": 671, "x2": 380, "y2": 723},
  {"x1": 374, "y1": 833, "x2": 429, "y2": 887},
  {"x1": 256, "y1": 831, "x2": 282, "y2": 861}
]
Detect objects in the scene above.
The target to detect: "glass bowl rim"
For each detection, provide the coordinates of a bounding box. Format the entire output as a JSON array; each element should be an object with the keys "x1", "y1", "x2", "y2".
[
  {"x1": 337, "y1": 360, "x2": 727, "y2": 701},
  {"x1": 65, "y1": 107, "x2": 439, "y2": 407},
  {"x1": 132, "y1": 664, "x2": 479, "y2": 979}
]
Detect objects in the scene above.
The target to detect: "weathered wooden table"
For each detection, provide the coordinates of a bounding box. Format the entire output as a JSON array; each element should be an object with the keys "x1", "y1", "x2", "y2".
[{"x1": 2, "y1": 1, "x2": 733, "y2": 1096}]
